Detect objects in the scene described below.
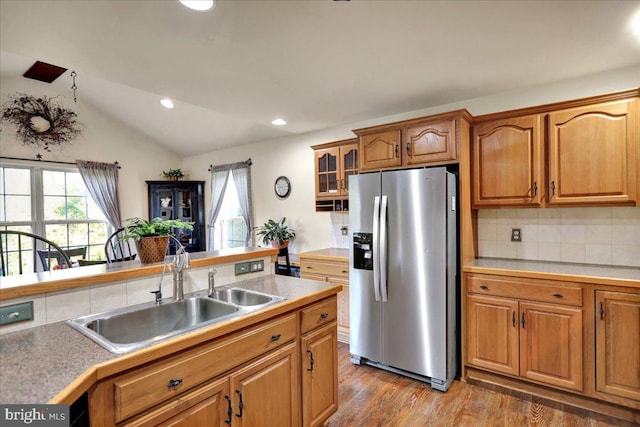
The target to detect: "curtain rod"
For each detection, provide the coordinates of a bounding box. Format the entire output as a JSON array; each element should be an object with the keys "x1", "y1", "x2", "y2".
[
  {"x1": 0, "y1": 156, "x2": 121, "y2": 169},
  {"x1": 208, "y1": 158, "x2": 252, "y2": 172}
]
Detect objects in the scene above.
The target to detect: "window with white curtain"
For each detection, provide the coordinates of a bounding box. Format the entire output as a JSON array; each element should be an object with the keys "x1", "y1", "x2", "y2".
[
  {"x1": 0, "y1": 164, "x2": 110, "y2": 269},
  {"x1": 213, "y1": 171, "x2": 247, "y2": 249}
]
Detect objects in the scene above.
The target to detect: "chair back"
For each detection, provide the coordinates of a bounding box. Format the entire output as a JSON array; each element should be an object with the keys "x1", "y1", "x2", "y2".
[
  {"x1": 105, "y1": 228, "x2": 137, "y2": 263},
  {"x1": 37, "y1": 246, "x2": 86, "y2": 271},
  {"x1": 0, "y1": 230, "x2": 72, "y2": 276},
  {"x1": 275, "y1": 246, "x2": 292, "y2": 276}
]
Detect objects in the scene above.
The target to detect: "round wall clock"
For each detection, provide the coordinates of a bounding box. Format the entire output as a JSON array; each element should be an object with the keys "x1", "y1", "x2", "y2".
[{"x1": 274, "y1": 176, "x2": 291, "y2": 198}]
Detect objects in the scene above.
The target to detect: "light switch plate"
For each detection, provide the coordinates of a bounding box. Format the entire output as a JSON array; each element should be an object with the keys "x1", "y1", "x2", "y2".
[{"x1": 235, "y1": 262, "x2": 250, "y2": 275}]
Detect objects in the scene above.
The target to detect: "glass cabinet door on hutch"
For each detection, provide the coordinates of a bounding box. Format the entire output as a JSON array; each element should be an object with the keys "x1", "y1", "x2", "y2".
[{"x1": 147, "y1": 181, "x2": 205, "y2": 253}]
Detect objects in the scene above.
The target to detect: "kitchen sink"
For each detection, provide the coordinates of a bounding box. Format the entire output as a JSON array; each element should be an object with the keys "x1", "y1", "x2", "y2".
[
  {"x1": 210, "y1": 287, "x2": 278, "y2": 306},
  {"x1": 67, "y1": 288, "x2": 285, "y2": 354}
]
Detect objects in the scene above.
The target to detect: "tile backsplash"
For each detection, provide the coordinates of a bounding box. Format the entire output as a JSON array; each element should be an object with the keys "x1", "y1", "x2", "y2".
[
  {"x1": 330, "y1": 211, "x2": 350, "y2": 249},
  {"x1": 477, "y1": 207, "x2": 640, "y2": 267}
]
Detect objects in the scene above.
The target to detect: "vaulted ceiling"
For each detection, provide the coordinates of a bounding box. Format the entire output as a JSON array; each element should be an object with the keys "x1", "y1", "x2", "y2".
[{"x1": 1, "y1": 0, "x2": 639, "y2": 156}]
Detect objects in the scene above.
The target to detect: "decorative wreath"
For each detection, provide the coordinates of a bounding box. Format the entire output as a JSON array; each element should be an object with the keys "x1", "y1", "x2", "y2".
[{"x1": 1, "y1": 93, "x2": 83, "y2": 151}]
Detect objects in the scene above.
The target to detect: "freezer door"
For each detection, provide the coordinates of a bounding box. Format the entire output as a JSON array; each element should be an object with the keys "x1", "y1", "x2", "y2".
[
  {"x1": 349, "y1": 172, "x2": 382, "y2": 362},
  {"x1": 381, "y1": 167, "x2": 449, "y2": 380}
]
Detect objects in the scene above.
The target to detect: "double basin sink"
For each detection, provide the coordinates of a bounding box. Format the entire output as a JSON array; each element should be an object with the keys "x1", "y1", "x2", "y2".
[{"x1": 67, "y1": 287, "x2": 285, "y2": 354}]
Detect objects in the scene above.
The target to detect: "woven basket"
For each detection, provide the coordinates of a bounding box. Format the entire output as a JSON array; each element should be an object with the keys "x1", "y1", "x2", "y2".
[{"x1": 135, "y1": 236, "x2": 169, "y2": 264}]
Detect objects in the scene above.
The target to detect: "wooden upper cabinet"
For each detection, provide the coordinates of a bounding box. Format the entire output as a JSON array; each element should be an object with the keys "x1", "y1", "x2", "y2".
[
  {"x1": 547, "y1": 99, "x2": 638, "y2": 205},
  {"x1": 359, "y1": 130, "x2": 402, "y2": 171},
  {"x1": 315, "y1": 147, "x2": 340, "y2": 198},
  {"x1": 340, "y1": 142, "x2": 358, "y2": 196},
  {"x1": 404, "y1": 119, "x2": 456, "y2": 165},
  {"x1": 472, "y1": 115, "x2": 543, "y2": 207}
]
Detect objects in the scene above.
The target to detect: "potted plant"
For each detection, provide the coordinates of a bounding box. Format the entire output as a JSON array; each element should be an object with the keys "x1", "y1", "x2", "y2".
[
  {"x1": 162, "y1": 168, "x2": 185, "y2": 181},
  {"x1": 122, "y1": 217, "x2": 194, "y2": 263},
  {"x1": 256, "y1": 217, "x2": 296, "y2": 248}
]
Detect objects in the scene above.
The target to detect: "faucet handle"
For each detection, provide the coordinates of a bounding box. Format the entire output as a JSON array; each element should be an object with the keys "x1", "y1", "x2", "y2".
[{"x1": 150, "y1": 290, "x2": 163, "y2": 304}]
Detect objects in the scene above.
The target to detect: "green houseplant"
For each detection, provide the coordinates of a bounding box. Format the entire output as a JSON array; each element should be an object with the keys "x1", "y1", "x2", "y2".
[
  {"x1": 122, "y1": 217, "x2": 194, "y2": 263},
  {"x1": 256, "y1": 217, "x2": 296, "y2": 248},
  {"x1": 162, "y1": 168, "x2": 185, "y2": 181}
]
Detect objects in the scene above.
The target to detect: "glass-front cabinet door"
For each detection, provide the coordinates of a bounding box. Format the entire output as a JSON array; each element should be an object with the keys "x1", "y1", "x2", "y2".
[
  {"x1": 340, "y1": 143, "x2": 358, "y2": 196},
  {"x1": 147, "y1": 181, "x2": 205, "y2": 253},
  {"x1": 315, "y1": 147, "x2": 339, "y2": 198}
]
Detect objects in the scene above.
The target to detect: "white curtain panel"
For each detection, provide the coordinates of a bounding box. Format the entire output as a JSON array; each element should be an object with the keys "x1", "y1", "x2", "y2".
[
  {"x1": 231, "y1": 164, "x2": 253, "y2": 246},
  {"x1": 76, "y1": 160, "x2": 122, "y2": 229},
  {"x1": 207, "y1": 168, "x2": 230, "y2": 251}
]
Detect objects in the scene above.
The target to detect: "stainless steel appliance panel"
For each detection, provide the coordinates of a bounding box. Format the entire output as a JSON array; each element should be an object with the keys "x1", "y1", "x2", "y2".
[
  {"x1": 380, "y1": 168, "x2": 448, "y2": 379},
  {"x1": 349, "y1": 172, "x2": 382, "y2": 362}
]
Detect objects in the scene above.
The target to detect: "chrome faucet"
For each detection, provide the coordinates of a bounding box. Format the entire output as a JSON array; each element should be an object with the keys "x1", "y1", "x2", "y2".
[
  {"x1": 208, "y1": 268, "x2": 217, "y2": 296},
  {"x1": 170, "y1": 236, "x2": 190, "y2": 302},
  {"x1": 152, "y1": 236, "x2": 189, "y2": 303}
]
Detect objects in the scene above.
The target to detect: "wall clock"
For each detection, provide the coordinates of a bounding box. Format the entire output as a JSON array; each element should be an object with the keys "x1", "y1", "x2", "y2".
[{"x1": 274, "y1": 176, "x2": 291, "y2": 198}]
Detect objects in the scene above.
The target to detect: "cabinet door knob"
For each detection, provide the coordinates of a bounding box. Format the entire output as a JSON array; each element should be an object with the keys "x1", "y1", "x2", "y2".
[
  {"x1": 533, "y1": 181, "x2": 538, "y2": 196},
  {"x1": 600, "y1": 302, "x2": 604, "y2": 320},
  {"x1": 394, "y1": 145, "x2": 399, "y2": 158},
  {"x1": 551, "y1": 180, "x2": 556, "y2": 196},
  {"x1": 521, "y1": 313, "x2": 526, "y2": 329},
  {"x1": 512, "y1": 311, "x2": 516, "y2": 327},
  {"x1": 406, "y1": 142, "x2": 411, "y2": 157},
  {"x1": 167, "y1": 378, "x2": 183, "y2": 388}
]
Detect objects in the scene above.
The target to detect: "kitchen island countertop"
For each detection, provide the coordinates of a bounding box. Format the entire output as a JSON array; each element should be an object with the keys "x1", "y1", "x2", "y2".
[{"x1": 0, "y1": 274, "x2": 340, "y2": 404}]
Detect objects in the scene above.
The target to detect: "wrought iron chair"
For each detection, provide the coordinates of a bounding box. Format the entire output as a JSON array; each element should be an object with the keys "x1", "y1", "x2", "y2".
[
  {"x1": 104, "y1": 228, "x2": 137, "y2": 263},
  {"x1": 0, "y1": 230, "x2": 73, "y2": 276}
]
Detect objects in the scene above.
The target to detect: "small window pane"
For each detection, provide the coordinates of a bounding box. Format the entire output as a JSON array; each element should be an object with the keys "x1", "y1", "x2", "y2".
[
  {"x1": 44, "y1": 196, "x2": 67, "y2": 220},
  {"x1": 66, "y1": 173, "x2": 85, "y2": 196},
  {"x1": 45, "y1": 224, "x2": 68, "y2": 247},
  {"x1": 68, "y1": 223, "x2": 88, "y2": 247},
  {"x1": 319, "y1": 174, "x2": 327, "y2": 193},
  {"x1": 328, "y1": 173, "x2": 338, "y2": 192},
  {"x1": 67, "y1": 197, "x2": 88, "y2": 220},
  {"x1": 318, "y1": 155, "x2": 327, "y2": 173},
  {"x1": 5, "y1": 195, "x2": 31, "y2": 221},
  {"x1": 5, "y1": 168, "x2": 30, "y2": 194},
  {"x1": 43, "y1": 171, "x2": 66, "y2": 195}
]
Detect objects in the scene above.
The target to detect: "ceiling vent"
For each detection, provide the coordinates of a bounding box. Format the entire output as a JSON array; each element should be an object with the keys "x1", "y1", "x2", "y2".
[{"x1": 23, "y1": 61, "x2": 68, "y2": 83}]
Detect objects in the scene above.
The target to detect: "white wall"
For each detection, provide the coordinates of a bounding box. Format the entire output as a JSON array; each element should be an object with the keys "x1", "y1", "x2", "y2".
[
  {"x1": 184, "y1": 64, "x2": 640, "y2": 254},
  {"x1": 0, "y1": 76, "x2": 182, "y2": 221}
]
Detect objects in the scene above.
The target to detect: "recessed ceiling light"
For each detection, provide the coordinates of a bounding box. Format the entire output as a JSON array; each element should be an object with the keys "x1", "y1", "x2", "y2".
[
  {"x1": 179, "y1": 0, "x2": 215, "y2": 11},
  {"x1": 271, "y1": 118, "x2": 287, "y2": 126},
  {"x1": 160, "y1": 98, "x2": 174, "y2": 109}
]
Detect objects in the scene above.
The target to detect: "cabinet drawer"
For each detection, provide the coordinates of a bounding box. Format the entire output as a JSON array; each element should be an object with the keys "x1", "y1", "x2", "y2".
[
  {"x1": 300, "y1": 259, "x2": 349, "y2": 278},
  {"x1": 113, "y1": 314, "x2": 297, "y2": 423},
  {"x1": 468, "y1": 275, "x2": 582, "y2": 306},
  {"x1": 301, "y1": 297, "x2": 338, "y2": 334}
]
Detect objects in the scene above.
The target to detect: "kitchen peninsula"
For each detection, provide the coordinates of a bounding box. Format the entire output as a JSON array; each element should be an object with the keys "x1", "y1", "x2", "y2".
[{"x1": 0, "y1": 247, "x2": 342, "y2": 427}]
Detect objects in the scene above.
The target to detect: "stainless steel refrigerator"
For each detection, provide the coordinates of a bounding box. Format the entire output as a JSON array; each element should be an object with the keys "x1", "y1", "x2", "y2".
[{"x1": 349, "y1": 166, "x2": 457, "y2": 391}]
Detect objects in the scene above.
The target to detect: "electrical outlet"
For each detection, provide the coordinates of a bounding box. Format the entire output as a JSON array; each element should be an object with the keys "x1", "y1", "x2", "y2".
[
  {"x1": 340, "y1": 226, "x2": 348, "y2": 236},
  {"x1": 511, "y1": 228, "x2": 522, "y2": 242},
  {"x1": 250, "y1": 260, "x2": 264, "y2": 272}
]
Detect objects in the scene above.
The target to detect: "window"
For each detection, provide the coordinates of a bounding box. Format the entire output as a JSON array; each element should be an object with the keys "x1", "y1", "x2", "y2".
[
  {"x1": 0, "y1": 164, "x2": 110, "y2": 273},
  {"x1": 213, "y1": 171, "x2": 247, "y2": 250}
]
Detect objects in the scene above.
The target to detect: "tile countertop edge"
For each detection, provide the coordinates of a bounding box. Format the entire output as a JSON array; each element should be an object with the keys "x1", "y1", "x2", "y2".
[
  {"x1": 0, "y1": 275, "x2": 341, "y2": 405},
  {"x1": 463, "y1": 258, "x2": 640, "y2": 288}
]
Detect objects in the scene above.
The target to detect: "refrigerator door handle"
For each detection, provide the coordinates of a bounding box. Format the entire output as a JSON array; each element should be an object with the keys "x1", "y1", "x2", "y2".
[
  {"x1": 380, "y1": 195, "x2": 388, "y2": 302},
  {"x1": 372, "y1": 196, "x2": 381, "y2": 302}
]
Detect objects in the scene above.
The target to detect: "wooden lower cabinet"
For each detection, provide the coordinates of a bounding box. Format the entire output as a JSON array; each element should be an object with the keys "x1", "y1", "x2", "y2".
[
  {"x1": 230, "y1": 343, "x2": 299, "y2": 427},
  {"x1": 89, "y1": 297, "x2": 340, "y2": 427},
  {"x1": 464, "y1": 273, "x2": 640, "y2": 423},
  {"x1": 300, "y1": 254, "x2": 350, "y2": 343},
  {"x1": 595, "y1": 290, "x2": 640, "y2": 402},
  {"x1": 301, "y1": 323, "x2": 338, "y2": 427}
]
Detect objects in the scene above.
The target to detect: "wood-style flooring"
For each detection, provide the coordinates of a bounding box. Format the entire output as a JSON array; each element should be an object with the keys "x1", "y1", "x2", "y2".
[{"x1": 325, "y1": 343, "x2": 637, "y2": 427}]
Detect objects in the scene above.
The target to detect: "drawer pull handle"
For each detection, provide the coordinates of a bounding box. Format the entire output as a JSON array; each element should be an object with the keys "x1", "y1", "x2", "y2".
[
  {"x1": 552, "y1": 293, "x2": 563, "y2": 298},
  {"x1": 224, "y1": 395, "x2": 232, "y2": 425},
  {"x1": 306, "y1": 266, "x2": 312, "y2": 269},
  {"x1": 307, "y1": 350, "x2": 315, "y2": 372},
  {"x1": 600, "y1": 302, "x2": 604, "y2": 320},
  {"x1": 235, "y1": 390, "x2": 243, "y2": 418},
  {"x1": 480, "y1": 285, "x2": 489, "y2": 290},
  {"x1": 320, "y1": 312, "x2": 329, "y2": 319},
  {"x1": 167, "y1": 378, "x2": 183, "y2": 388},
  {"x1": 271, "y1": 334, "x2": 281, "y2": 342},
  {"x1": 341, "y1": 270, "x2": 348, "y2": 273},
  {"x1": 521, "y1": 313, "x2": 525, "y2": 329}
]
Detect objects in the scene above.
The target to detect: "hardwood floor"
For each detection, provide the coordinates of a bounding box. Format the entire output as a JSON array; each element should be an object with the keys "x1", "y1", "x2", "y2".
[{"x1": 325, "y1": 343, "x2": 636, "y2": 427}]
